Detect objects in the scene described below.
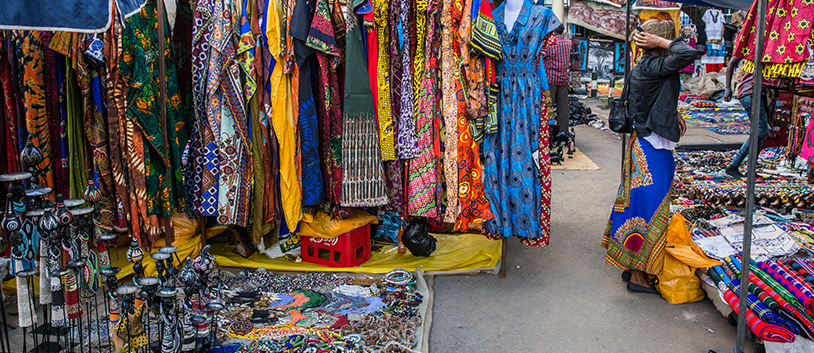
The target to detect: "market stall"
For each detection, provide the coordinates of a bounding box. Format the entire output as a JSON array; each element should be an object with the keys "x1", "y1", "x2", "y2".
[{"x1": 0, "y1": 0, "x2": 575, "y2": 350}]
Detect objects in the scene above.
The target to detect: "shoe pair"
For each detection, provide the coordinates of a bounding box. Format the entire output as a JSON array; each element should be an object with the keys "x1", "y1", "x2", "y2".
[{"x1": 621, "y1": 270, "x2": 658, "y2": 294}]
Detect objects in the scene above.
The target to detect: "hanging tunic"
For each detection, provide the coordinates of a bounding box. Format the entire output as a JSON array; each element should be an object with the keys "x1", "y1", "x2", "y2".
[
  {"x1": 292, "y1": 0, "x2": 326, "y2": 207},
  {"x1": 484, "y1": 0, "x2": 558, "y2": 242},
  {"x1": 440, "y1": 0, "x2": 459, "y2": 223},
  {"x1": 268, "y1": 0, "x2": 303, "y2": 231},
  {"x1": 120, "y1": 1, "x2": 189, "y2": 218},
  {"x1": 341, "y1": 0, "x2": 389, "y2": 207},
  {"x1": 308, "y1": 0, "x2": 345, "y2": 208},
  {"x1": 406, "y1": 0, "x2": 440, "y2": 218},
  {"x1": 13, "y1": 31, "x2": 54, "y2": 196},
  {"x1": 374, "y1": 0, "x2": 396, "y2": 161}
]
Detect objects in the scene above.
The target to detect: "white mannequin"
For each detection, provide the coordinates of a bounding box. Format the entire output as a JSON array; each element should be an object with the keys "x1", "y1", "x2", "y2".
[{"x1": 504, "y1": 0, "x2": 523, "y2": 33}]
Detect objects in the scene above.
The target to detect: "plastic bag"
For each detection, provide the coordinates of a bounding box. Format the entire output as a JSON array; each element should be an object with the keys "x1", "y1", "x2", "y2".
[
  {"x1": 658, "y1": 213, "x2": 721, "y2": 304},
  {"x1": 297, "y1": 210, "x2": 378, "y2": 238},
  {"x1": 403, "y1": 218, "x2": 436, "y2": 257}
]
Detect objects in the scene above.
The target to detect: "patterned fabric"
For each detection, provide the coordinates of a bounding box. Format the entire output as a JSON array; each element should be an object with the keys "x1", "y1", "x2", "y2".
[
  {"x1": 471, "y1": 0, "x2": 502, "y2": 60},
  {"x1": 542, "y1": 34, "x2": 572, "y2": 87},
  {"x1": 0, "y1": 43, "x2": 21, "y2": 174},
  {"x1": 396, "y1": 0, "x2": 420, "y2": 160},
  {"x1": 341, "y1": 113, "x2": 389, "y2": 207},
  {"x1": 483, "y1": 1, "x2": 554, "y2": 240},
  {"x1": 195, "y1": 0, "x2": 252, "y2": 225},
  {"x1": 120, "y1": 2, "x2": 189, "y2": 219},
  {"x1": 407, "y1": 0, "x2": 441, "y2": 218},
  {"x1": 78, "y1": 54, "x2": 118, "y2": 230},
  {"x1": 602, "y1": 136, "x2": 674, "y2": 275},
  {"x1": 440, "y1": 0, "x2": 460, "y2": 223},
  {"x1": 309, "y1": 0, "x2": 345, "y2": 208},
  {"x1": 455, "y1": 65, "x2": 493, "y2": 231},
  {"x1": 13, "y1": 31, "x2": 54, "y2": 194},
  {"x1": 520, "y1": 86, "x2": 553, "y2": 247},
  {"x1": 733, "y1": 0, "x2": 814, "y2": 79},
  {"x1": 374, "y1": 0, "x2": 395, "y2": 161}
]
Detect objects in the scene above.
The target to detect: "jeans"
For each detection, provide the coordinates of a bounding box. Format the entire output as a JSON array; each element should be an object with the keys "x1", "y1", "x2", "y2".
[{"x1": 730, "y1": 94, "x2": 769, "y2": 168}]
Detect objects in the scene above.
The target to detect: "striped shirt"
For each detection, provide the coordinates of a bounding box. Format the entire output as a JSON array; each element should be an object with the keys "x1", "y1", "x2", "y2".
[{"x1": 543, "y1": 35, "x2": 572, "y2": 87}]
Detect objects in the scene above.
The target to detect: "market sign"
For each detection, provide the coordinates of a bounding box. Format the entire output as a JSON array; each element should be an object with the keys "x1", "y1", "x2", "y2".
[{"x1": 0, "y1": 0, "x2": 147, "y2": 33}]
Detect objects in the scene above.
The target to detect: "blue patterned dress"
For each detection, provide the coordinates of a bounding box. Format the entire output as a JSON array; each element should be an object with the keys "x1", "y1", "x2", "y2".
[{"x1": 484, "y1": 1, "x2": 560, "y2": 239}]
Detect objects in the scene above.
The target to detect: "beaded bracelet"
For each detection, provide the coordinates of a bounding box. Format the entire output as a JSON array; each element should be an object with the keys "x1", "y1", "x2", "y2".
[{"x1": 384, "y1": 269, "x2": 413, "y2": 286}]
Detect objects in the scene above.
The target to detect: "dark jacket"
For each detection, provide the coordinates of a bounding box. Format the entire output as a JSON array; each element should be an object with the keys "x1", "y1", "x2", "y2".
[{"x1": 629, "y1": 36, "x2": 696, "y2": 142}]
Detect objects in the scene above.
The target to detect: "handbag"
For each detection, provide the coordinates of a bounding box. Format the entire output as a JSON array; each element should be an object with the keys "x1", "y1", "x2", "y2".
[{"x1": 609, "y1": 75, "x2": 632, "y2": 133}]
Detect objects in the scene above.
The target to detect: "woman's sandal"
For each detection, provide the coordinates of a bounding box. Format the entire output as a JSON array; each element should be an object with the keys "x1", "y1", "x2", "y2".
[{"x1": 622, "y1": 270, "x2": 631, "y2": 282}]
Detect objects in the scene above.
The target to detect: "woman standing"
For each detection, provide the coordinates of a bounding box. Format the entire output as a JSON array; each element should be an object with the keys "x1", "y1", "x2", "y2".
[{"x1": 602, "y1": 20, "x2": 695, "y2": 294}]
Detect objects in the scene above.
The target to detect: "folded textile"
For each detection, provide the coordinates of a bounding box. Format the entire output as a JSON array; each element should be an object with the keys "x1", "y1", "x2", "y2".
[
  {"x1": 757, "y1": 260, "x2": 814, "y2": 317},
  {"x1": 720, "y1": 284, "x2": 796, "y2": 343}
]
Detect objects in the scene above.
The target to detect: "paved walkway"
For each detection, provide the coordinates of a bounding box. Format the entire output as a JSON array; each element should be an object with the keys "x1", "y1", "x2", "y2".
[{"x1": 429, "y1": 99, "x2": 757, "y2": 352}]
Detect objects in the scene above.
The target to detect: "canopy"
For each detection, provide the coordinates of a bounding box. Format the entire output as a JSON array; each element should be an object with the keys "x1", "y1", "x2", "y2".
[
  {"x1": 674, "y1": 0, "x2": 753, "y2": 10},
  {"x1": 0, "y1": 0, "x2": 146, "y2": 33}
]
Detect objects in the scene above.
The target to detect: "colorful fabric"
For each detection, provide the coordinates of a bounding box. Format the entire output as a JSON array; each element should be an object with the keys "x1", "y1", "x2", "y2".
[
  {"x1": 395, "y1": 0, "x2": 420, "y2": 160},
  {"x1": 758, "y1": 260, "x2": 814, "y2": 317},
  {"x1": 120, "y1": 2, "x2": 190, "y2": 219},
  {"x1": 374, "y1": 0, "x2": 396, "y2": 161},
  {"x1": 440, "y1": 0, "x2": 459, "y2": 223},
  {"x1": 13, "y1": 31, "x2": 54, "y2": 194},
  {"x1": 340, "y1": 7, "x2": 388, "y2": 208},
  {"x1": 602, "y1": 136, "x2": 673, "y2": 275},
  {"x1": 455, "y1": 66, "x2": 493, "y2": 231},
  {"x1": 470, "y1": 0, "x2": 501, "y2": 60},
  {"x1": 733, "y1": 0, "x2": 814, "y2": 79},
  {"x1": 483, "y1": 0, "x2": 554, "y2": 240},
  {"x1": 407, "y1": 0, "x2": 440, "y2": 218},
  {"x1": 0, "y1": 46, "x2": 21, "y2": 174},
  {"x1": 719, "y1": 280, "x2": 796, "y2": 343},
  {"x1": 678, "y1": 106, "x2": 750, "y2": 135},
  {"x1": 191, "y1": 0, "x2": 216, "y2": 216},
  {"x1": 309, "y1": 0, "x2": 345, "y2": 208}
]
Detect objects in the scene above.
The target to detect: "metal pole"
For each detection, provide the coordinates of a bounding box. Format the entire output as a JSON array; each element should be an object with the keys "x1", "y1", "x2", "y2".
[
  {"x1": 156, "y1": 0, "x2": 175, "y2": 245},
  {"x1": 620, "y1": 0, "x2": 632, "y2": 176},
  {"x1": 735, "y1": 0, "x2": 767, "y2": 351}
]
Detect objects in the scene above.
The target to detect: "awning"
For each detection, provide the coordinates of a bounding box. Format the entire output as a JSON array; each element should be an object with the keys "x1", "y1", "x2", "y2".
[{"x1": 0, "y1": 0, "x2": 146, "y2": 33}]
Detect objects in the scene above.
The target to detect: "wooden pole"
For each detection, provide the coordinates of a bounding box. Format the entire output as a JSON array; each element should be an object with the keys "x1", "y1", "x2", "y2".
[
  {"x1": 156, "y1": 0, "x2": 175, "y2": 245},
  {"x1": 499, "y1": 238, "x2": 507, "y2": 278}
]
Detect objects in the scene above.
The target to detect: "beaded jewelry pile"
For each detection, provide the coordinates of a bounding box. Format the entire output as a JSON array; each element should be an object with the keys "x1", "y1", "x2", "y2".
[{"x1": 216, "y1": 268, "x2": 425, "y2": 351}]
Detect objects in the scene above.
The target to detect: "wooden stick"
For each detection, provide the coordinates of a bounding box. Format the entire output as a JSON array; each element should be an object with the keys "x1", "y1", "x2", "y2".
[
  {"x1": 499, "y1": 238, "x2": 507, "y2": 278},
  {"x1": 156, "y1": 0, "x2": 175, "y2": 245}
]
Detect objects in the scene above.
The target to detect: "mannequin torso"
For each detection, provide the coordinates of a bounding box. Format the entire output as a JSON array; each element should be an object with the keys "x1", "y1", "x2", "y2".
[{"x1": 504, "y1": 0, "x2": 523, "y2": 33}]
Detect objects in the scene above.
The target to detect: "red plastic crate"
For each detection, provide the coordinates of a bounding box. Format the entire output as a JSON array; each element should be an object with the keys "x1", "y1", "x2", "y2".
[{"x1": 300, "y1": 224, "x2": 371, "y2": 267}]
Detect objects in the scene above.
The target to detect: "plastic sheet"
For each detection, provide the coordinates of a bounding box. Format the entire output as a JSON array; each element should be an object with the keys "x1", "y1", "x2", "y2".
[{"x1": 212, "y1": 232, "x2": 501, "y2": 274}]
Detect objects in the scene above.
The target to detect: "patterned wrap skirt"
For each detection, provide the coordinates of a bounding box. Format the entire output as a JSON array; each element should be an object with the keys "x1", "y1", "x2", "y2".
[{"x1": 602, "y1": 135, "x2": 674, "y2": 275}]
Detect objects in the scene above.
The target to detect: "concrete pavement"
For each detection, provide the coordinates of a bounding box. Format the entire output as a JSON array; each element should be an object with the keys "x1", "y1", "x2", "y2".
[{"x1": 429, "y1": 100, "x2": 757, "y2": 352}]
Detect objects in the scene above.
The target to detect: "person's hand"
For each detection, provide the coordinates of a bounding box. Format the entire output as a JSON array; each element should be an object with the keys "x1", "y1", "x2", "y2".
[
  {"x1": 724, "y1": 90, "x2": 732, "y2": 102},
  {"x1": 633, "y1": 32, "x2": 668, "y2": 50},
  {"x1": 678, "y1": 116, "x2": 687, "y2": 137}
]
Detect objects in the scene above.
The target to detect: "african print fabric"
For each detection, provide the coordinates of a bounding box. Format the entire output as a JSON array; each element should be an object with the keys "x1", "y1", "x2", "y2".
[
  {"x1": 483, "y1": 1, "x2": 556, "y2": 240},
  {"x1": 120, "y1": 1, "x2": 190, "y2": 217},
  {"x1": 733, "y1": 0, "x2": 814, "y2": 79},
  {"x1": 440, "y1": 0, "x2": 459, "y2": 224},
  {"x1": 374, "y1": 0, "x2": 396, "y2": 161},
  {"x1": 13, "y1": 31, "x2": 54, "y2": 194},
  {"x1": 602, "y1": 136, "x2": 674, "y2": 275},
  {"x1": 341, "y1": 6, "x2": 388, "y2": 208},
  {"x1": 406, "y1": 0, "x2": 440, "y2": 218}
]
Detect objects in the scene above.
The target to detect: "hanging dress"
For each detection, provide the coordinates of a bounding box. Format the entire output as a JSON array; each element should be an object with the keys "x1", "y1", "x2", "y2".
[{"x1": 484, "y1": 0, "x2": 558, "y2": 242}]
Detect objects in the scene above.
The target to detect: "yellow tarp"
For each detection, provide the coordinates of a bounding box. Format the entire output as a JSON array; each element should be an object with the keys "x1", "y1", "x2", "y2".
[
  {"x1": 212, "y1": 232, "x2": 502, "y2": 274},
  {"x1": 3, "y1": 229, "x2": 500, "y2": 293}
]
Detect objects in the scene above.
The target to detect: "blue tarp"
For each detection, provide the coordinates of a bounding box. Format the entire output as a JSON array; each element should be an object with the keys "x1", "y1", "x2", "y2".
[{"x1": 0, "y1": 0, "x2": 147, "y2": 33}]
